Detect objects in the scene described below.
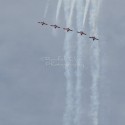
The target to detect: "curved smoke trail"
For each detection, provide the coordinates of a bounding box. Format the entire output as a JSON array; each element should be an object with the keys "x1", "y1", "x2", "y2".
[{"x1": 89, "y1": 0, "x2": 101, "y2": 125}]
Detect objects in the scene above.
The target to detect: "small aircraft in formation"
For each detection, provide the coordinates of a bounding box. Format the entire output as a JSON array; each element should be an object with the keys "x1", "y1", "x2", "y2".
[
  {"x1": 89, "y1": 36, "x2": 99, "y2": 41},
  {"x1": 38, "y1": 21, "x2": 99, "y2": 41},
  {"x1": 50, "y1": 24, "x2": 60, "y2": 29},
  {"x1": 63, "y1": 28, "x2": 73, "y2": 32},
  {"x1": 77, "y1": 31, "x2": 86, "y2": 35},
  {"x1": 38, "y1": 21, "x2": 48, "y2": 25}
]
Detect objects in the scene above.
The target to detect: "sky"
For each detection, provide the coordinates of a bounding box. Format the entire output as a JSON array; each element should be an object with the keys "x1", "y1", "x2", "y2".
[{"x1": 0, "y1": 0, "x2": 125, "y2": 125}]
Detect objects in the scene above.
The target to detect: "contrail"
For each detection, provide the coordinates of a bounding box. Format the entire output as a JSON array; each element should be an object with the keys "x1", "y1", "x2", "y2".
[
  {"x1": 83, "y1": 0, "x2": 91, "y2": 27},
  {"x1": 62, "y1": 0, "x2": 76, "y2": 125},
  {"x1": 90, "y1": 41, "x2": 100, "y2": 125},
  {"x1": 63, "y1": 0, "x2": 71, "y2": 20},
  {"x1": 56, "y1": 0, "x2": 63, "y2": 23},
  {"x1": 63, "y1": 34, "x2": 74, "y2": 125},
  {"x1": 75, "y1": 0, "x2": 85, "y2": 125},
  {"x1": 44, "y1": 0, "x2": 50, "y2": 18},
  {"x1": 43, "y1": 1, "x2": 102, "y2": 125},
  {"x1": 89, "y1": 0, "x2": 101, "y2": 125},
  {"x1": 68, "y1": 0, "x2": 76, "y2": 26}
]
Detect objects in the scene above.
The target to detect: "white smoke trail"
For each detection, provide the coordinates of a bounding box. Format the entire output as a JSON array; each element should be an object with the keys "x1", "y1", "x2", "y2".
[
  {"x1": 90, "y1": 41, "x2": 100, "y2": 125},
  {"x1": 63, "y1": 0, "x2": 71, "y2": 20},
  {"x1": 56, "y1": 0, "x2": 63, "y2": 23},
  {"x1": 68, "y1": 0, "x2": 76, "y2": 26},
  {"x1": 44, "y1": 0, "x2": 50, "y2": 18},
  {"x1": 89, "y1": 0, "x2": 101, "y2": 125},
  {"x1": 75, "y1": 0, "x2": 85, "y2": 125},
  {"x1": 63, "y1": 34, "x2": 74, "y2": 125},
  {"x1": 83, "y1": 0, "x2": 91, "y2": 27},
  {"x1": 62, "y1": 0, "x2": 76, "y2": 125}
]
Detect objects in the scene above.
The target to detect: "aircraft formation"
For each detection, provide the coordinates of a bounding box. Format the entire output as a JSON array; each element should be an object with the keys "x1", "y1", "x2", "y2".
[{"x1": 38, "y1": 21, "x2": 99, "y2": 41}]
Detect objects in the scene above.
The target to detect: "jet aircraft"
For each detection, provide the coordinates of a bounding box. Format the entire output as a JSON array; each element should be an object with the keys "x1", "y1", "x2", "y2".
[
  {"x1": 38, "y1": 21, "x2": 48, "y2": 25},
  {"x1": 63, "y1": 28, "x2": 73, "y2": 32},
  {"x1": 89, "y1": 36, "x2": 99, "y2": 41},
  {"x1": 77, "y1": 31, "x2": 86, "y2": 35},
  {"x1": 50, "y1": 24, "x2": 60, "y2": 29}
]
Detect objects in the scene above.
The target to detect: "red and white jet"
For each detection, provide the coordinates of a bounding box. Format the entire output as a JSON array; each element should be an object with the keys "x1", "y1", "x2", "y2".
[
  {"x1": 38, "y1": 21, "x2": 48, "y2": 25},
  {"x1": 89, "y1": 36, "x2": 99, "y2": 41},
  {"x1": 50, "y1": 24, "x2": 60, "y2": 29},
  {"x1": 77, "y1": 31, "x2": 87, "y2": 35},
  {"x1": 63, "y1": 28, "x2": 73, "y2": 32}
]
